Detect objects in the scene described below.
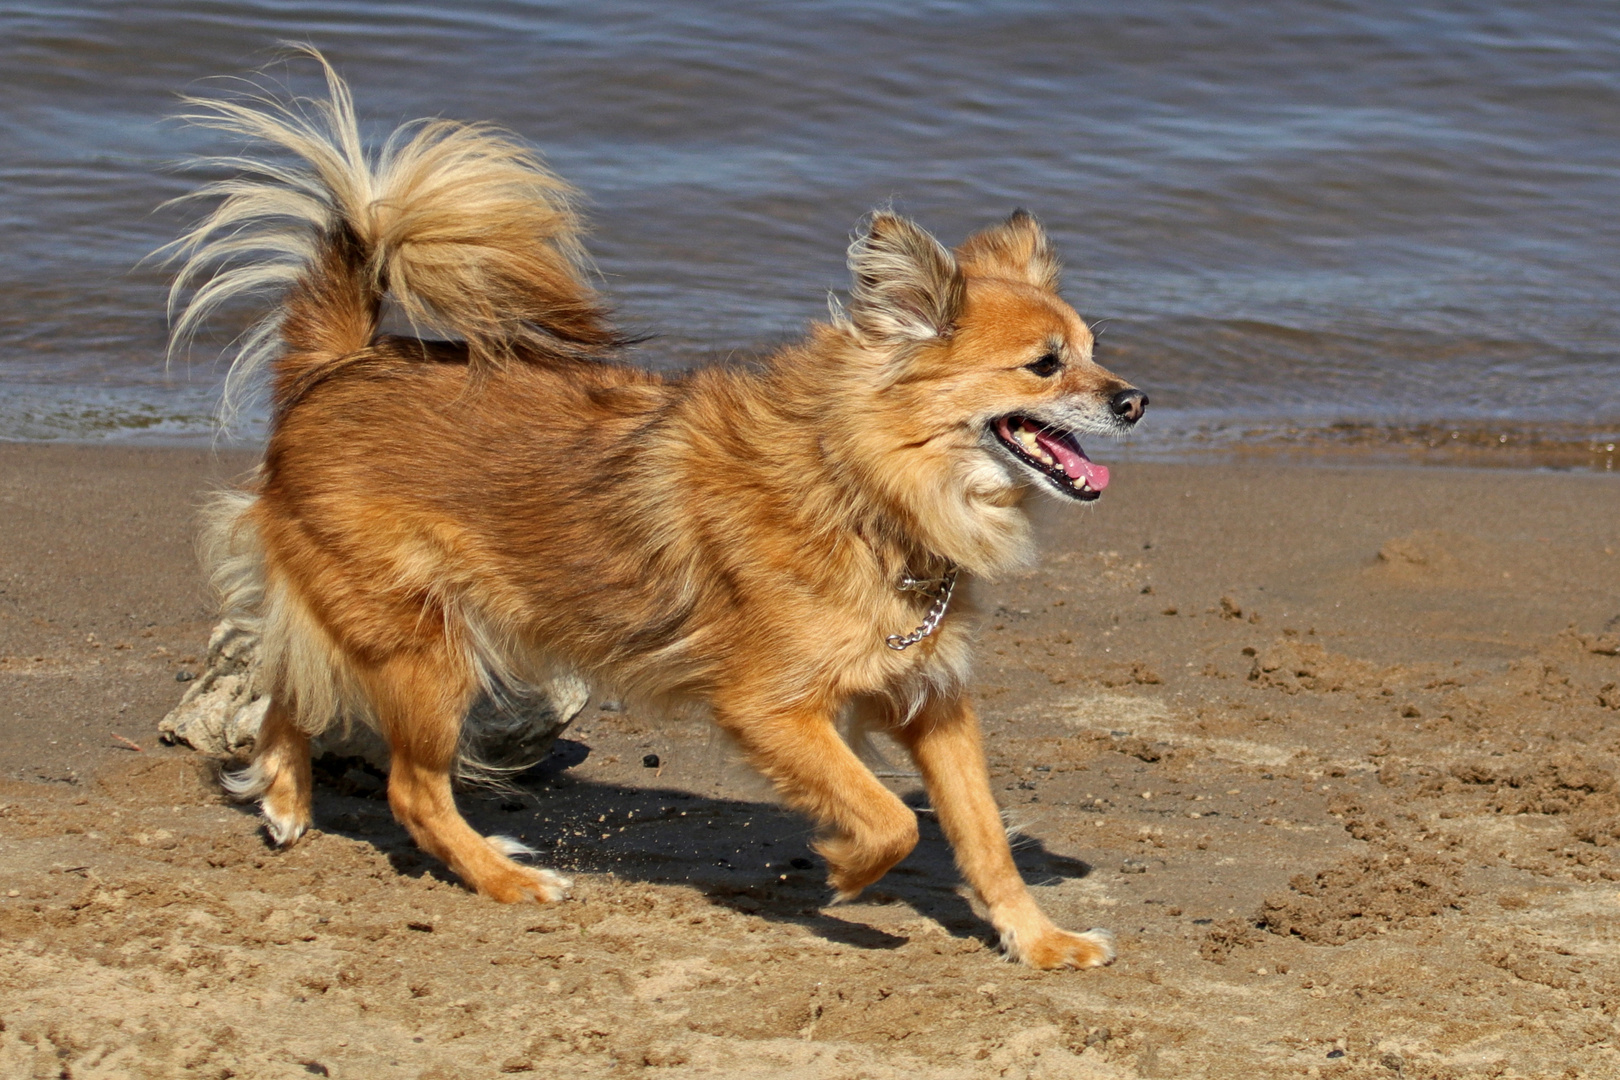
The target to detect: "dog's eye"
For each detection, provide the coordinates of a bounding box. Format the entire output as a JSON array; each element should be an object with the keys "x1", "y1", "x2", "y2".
[{"x1": 1025, "y1": 353, "x2": 1063, "y2": 378}]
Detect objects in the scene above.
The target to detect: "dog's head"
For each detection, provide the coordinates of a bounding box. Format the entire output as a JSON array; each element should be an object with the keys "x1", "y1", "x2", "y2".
[{"x1": 826, "y1": 210, "x2": 1145, "y2": 571}]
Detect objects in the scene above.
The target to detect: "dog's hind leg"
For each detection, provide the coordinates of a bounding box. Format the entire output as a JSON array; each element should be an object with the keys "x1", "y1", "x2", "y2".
[
  {"x1": 360, "y1": 650, "x2": 570, "y2": 903},
  {"x1": 714, "y1": 696, "x2": 918, "y2": 901},
  {"x1": 892, "y1": 694, "x2": 1114, "y2": 970},
  {"x1": 224, "y1": 697, "x2": 313, "y2": 846}
]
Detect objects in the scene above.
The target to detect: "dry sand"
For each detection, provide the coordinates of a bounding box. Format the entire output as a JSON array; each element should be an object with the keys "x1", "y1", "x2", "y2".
[{"x1": 2, "y1": 443, "x2": 1618, "y2": 1079}]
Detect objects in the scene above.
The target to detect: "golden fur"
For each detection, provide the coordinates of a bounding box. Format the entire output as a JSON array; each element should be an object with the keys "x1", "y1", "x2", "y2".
[{"x1": 166, "y1": 49, "x2": 1147, "y2": 969}]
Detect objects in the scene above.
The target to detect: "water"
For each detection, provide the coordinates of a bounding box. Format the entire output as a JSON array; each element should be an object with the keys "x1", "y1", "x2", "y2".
[{"x1": 2, "y1": 1, "x2": 1617, "y2": 465}]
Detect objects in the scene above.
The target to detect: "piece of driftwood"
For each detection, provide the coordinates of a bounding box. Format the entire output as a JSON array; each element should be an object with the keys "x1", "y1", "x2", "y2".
[{"x1": 158, "y1": 620, "x2": 588, "y2": 774}]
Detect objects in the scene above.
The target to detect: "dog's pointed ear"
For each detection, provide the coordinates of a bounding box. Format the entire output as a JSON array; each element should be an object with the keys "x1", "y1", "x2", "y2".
[
  {"x1": 956, "y1": 209, "x2": 1061, "y2": 292},
  {"x1": 846, "y1": 213, "x2": 966, "y2": 344}
]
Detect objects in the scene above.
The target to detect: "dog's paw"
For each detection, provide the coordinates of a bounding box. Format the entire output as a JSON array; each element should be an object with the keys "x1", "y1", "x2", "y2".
[
  {"x1": 475, "y1": 841, "x2": 573, "y2": 904},
  {"x1": 261, "y1": 802, "x2": 310, "y2": 847},
  {"x1": 482, "y1": 865, "x2": 573, "y2": 904},
  {"x1": 1006, "y1": 926, "x2": 1115, "y2": 970},
  {"x1": 225, "y1": 761, "x2": 311, "y2": 847},
  {"x1": 259, "y1": 779, "x2": 312, "y2": 848},
  {"x1": 816, "y1": 816, "x2": 919, "y2": 902}
]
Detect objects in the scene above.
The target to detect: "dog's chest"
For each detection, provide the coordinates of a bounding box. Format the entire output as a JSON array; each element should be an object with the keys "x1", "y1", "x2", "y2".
[{"x1": 849, "y1": 586, "x2": 977, "y2": 702}]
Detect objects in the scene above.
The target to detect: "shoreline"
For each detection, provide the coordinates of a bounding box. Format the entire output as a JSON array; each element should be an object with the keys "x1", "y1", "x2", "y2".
[
  {"x1": 1121, "y1": 417, "x2": 1620, "y2": 474},
  {"x1": 7, "y1": 416, "x2": 1618, "y2": 475}
]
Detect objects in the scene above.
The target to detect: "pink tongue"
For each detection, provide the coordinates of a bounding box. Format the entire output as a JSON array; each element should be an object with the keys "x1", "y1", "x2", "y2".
[{"x1": 1034, "y1": 429, "x2": 1110, "y2": 490}]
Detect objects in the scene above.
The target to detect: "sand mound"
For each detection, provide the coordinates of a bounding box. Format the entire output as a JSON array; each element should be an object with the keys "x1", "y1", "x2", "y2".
[
  {"x1": 1246, "y1": 637, "x2": 1385, "y2": 694},
  {"x1": 1257, "y1": 845, "x2": 1467, "y2": 945},
  {"x1": 1370, "y1": 528, "x2": 1498, "y2": 586},
  {"x1": 1450, "y1": 754, "x2": 1620, "y2": 845}
]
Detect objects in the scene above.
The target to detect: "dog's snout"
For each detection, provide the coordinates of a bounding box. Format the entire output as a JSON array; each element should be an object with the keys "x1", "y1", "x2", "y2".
[{"x1": 1110, "y1": 388, "x2": 1147, "y2": 424}]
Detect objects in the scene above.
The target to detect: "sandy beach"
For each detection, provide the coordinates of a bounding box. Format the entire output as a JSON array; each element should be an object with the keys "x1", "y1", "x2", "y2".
[{"x1": 2, "y1": 443, "x2": 1618, "y2": 1079}]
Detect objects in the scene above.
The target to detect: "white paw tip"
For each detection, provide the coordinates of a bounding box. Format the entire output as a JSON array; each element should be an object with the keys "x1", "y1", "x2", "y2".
[
  {"x1": 530, "y1": 869, "x2": 572, "y2": 902},
  {"x1": 263, "y1": 808, "x2": 307, "y2": 847},
  {"x1": 1082, "y1": 927, "x2": 1118, "y2": 962}
]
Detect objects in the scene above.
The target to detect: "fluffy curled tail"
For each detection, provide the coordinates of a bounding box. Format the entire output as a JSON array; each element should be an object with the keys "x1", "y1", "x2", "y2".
[{"x1": 161, "y1": 45, "x2": 617, "y2": 424}]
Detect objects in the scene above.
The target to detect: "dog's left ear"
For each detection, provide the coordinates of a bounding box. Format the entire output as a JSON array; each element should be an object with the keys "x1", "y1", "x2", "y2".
[
  {"x1": 956, "y1": 209, "x2": 1061, "y2": 292},
  {"x1": 846, "y1": 213, "x2": 966, "y2": 344}
]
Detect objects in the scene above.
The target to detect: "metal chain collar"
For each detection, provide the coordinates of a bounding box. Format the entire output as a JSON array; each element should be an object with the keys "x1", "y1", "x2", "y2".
[{"x1": 885, "y1": 565, "x2": 959, "y2": 651}]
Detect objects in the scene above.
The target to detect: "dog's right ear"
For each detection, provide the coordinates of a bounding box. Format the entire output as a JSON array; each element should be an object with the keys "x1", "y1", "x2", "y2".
[{"x1": 846, "y1": 213, "x2": 966, "y2": 345}]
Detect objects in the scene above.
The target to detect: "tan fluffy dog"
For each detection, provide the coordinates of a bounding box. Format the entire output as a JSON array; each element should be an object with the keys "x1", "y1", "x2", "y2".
[{"x1": 167, "y1": 51, "x2": 1146, "y2": 969}]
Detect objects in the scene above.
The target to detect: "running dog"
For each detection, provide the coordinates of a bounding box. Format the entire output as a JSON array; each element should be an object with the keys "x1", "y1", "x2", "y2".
[{"x1": 166, "y1": 49, "x2": 1146, "y2": 969}]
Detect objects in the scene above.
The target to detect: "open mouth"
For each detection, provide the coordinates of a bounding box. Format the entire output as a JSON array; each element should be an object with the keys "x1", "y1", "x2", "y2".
[{"x1": 992, "y1": 414, "x2": 1110, "y2": 501}]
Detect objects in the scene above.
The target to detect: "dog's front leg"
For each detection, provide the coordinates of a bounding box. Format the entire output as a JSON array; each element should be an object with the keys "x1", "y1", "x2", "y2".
[
  {"x1": 892, "y1": 695, "x2": 1115, "y2": 969},
  {"x1": 713, "y1": 695, "x2": 918, "y2": 900}
]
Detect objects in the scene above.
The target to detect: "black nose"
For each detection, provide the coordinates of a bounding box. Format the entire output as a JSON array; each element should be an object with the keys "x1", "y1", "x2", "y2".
[{"x1": 1110, "y1": 388, "x2": 1148, "y2": 424}]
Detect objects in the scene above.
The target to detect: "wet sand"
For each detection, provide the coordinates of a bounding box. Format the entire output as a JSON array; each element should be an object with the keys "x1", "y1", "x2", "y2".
[{"x1": 2, "y1": 443, "x2": 1618, "y2": 1079}]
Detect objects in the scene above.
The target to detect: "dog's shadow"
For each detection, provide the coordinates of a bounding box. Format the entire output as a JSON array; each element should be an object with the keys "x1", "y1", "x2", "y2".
[{"x1": 261, "y1": 738, "x2": 1098, "y2": 955}]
